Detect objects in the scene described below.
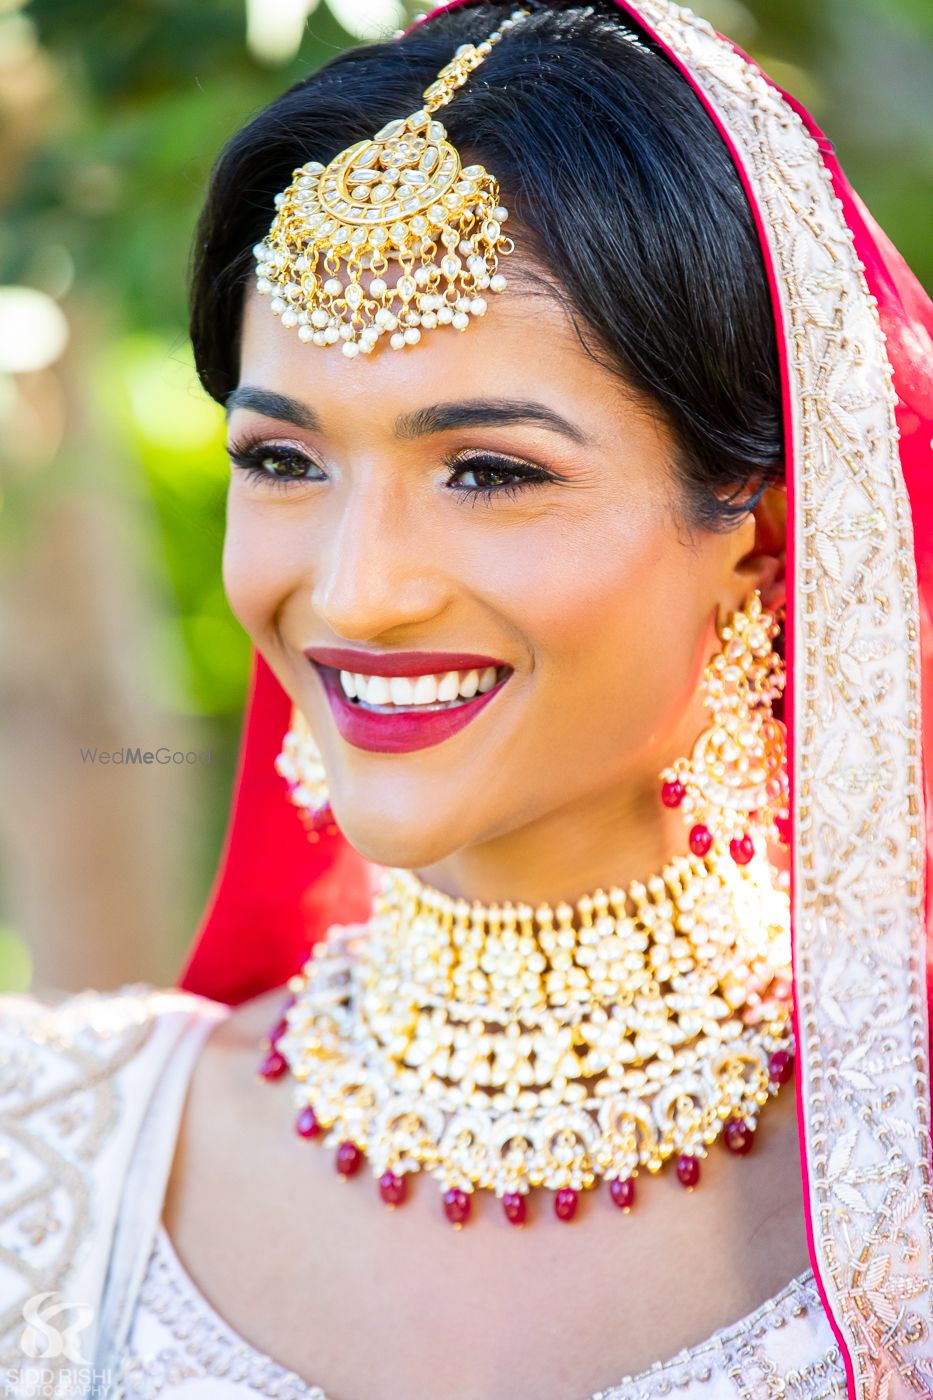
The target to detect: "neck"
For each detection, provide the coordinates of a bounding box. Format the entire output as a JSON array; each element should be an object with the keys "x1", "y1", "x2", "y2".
[{"x1": 412, "y1": 766, "x2": 715, "y2": 911}]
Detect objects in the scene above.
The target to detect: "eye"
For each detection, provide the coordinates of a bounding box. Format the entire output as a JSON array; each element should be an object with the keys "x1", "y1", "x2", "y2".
[
  {"x1": 444, "y1": 452, "x2": 558, "y2": 506},
  {"x1": 227, "y1": 439, "x2": 323, "y2": 492}
]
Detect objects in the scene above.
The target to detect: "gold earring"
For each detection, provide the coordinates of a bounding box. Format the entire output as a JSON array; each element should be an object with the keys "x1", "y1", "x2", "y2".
[
  {"x1": 659, "y1": 589, "x2": 789, "y2": 862},
  {"x1": 275, "y1": 706, "x2": 337, "y2": 841}
]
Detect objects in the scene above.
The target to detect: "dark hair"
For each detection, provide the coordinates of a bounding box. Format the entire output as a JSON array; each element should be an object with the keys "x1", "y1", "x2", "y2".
[{"x1": 189, "y1": 0, "x2": 784, "y2": 532}]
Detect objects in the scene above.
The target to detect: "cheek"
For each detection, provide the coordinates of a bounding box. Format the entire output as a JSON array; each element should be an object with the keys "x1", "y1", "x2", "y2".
[
  {"x1": 221, "y1": 493, "x2": 303, "y2": 639},
  {"x1": 503, "y1": 505, "x2": 712, "y2": 755}
]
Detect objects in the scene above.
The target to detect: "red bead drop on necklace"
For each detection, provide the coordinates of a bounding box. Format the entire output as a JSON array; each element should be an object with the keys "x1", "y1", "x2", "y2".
[
  {"x1": 723, "y1": 1116, "x2": 755, "y2": 1155},
  {"x1": 268, "y1": 1017, "x2": 289, "y2": 1046},
  {"x1": 335, "y1": 1141, "x2": 364, "y2": 1177},
  {"x1": 443, "y1": 1187, "x2": 471, "y2": 1226},
  {"x1": 676, "y1": 1154, "x2": 700, "y2": 1188},
  {"x1": 768, "y1": 1049, "x2": 794, "y2": 1085},
  {"x1": 258, "y1": 1049, "x2": 288, "y2": 1080},
  {"x1": 379, "y1": 1171, "x2": 407, "y2": 1207},
  {"x1": 730, "y1": 833, "x2": 755, "y2": 864},
  {"x1": 609, "y1": 1177, "x2": 636, "y2": 1211},
  {"x1": 295, "y1": 1105, "x2": 322, "y2": 1139},
  {"x1": 502, "y1": 1192, "x2": 527, "y2": 1225},
  {"x1": 689, "y1": 824, "x2": 713, "y2": 856},
  {"x1": 554, "y1": 1187, "x2": 578, "y2": 1221},
  {"x1": 661, "y1": 779, "x2": 686, "y2": 808}
]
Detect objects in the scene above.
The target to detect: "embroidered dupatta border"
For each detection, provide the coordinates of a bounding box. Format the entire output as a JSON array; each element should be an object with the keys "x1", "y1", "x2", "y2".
[{"x1": 614, "y1": 2, "x2": 933, "y2": 1393}]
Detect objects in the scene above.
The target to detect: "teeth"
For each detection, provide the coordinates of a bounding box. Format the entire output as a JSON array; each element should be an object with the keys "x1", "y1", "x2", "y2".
[{"x1": 338, "y1": 664, "x2": 503, "y2": 707}]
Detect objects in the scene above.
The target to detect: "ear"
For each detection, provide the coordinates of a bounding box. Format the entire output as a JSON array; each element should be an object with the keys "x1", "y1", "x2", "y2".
[{"x1": 732, "y1": 483, "x2": 787, "y2": 613}]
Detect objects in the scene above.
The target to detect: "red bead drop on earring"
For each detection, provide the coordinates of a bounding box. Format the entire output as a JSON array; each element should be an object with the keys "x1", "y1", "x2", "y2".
[
  {"x1": 676, "y1": 1154, "x2": 700, "y2": 1188},
  {"x1": 335, "y1": 1141, "x2": 364, "y2": 1177},
  {"x1": 379, "y1": 1171, "x2": 407, "y2": 1207},
  {"x1": 729, "y1": 833, "x2": 755, "y2": 864},
  {"x1": 723, "y1": 1117, "x2": 755, "y2": 1155},
  {"x1": 295, "y1": 1105, "x2": 322, "y2": 1139},
  {"x1": 609, "y1": 1177, "x2": 636, "y2": 1211},
  {"x1": 775, "y1": 814, "x2": 791, "y2": 845},
  {"x1": 443, "y1": 1188, "x2": 471, "y2": 1226},
  {"x1": 661, "y1": 779, "x2": 686, "y2": 808},
  {"x1": 768, "y1": 1049, "x2": 794, "y2": 1085},
  {"x1": 554, "y1": 1187, "x2": 578, "y2": 1221},
  {"x1": 502, "y1": 1192, "x2": 527, "y2": 1225},
  {"x1": 689, "y1": 824, "x2": 713, "y2": 856},
  {"x1": 258, "y1": 1049, "x2": 288, "y2": 1080}
]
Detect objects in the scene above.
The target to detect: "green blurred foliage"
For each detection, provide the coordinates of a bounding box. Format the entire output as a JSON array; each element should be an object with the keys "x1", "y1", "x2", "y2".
[{"x1": 0, "y1": 0, "x2": 929, "y2": 976}]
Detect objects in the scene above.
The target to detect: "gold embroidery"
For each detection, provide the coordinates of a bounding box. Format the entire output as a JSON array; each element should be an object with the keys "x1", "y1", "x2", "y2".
[
  {"x1": 0, "y1": 986, "x2": 160, "y2": 1377},
  {"x1": 626, "y1": 1, "x2": 933, "y2": 1393}
]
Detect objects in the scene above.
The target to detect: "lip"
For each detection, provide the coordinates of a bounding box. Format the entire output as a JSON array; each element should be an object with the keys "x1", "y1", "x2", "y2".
[
  {"x1": 312, "y1": 659, "x2": 512, "y2": 754},
  {"x1": 304, "y1": 646, "x2": 508, "y2": 678}
]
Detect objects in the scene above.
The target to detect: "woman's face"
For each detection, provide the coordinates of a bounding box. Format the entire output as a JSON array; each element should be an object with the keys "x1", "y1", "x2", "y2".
[{"x1": 225, "y1": 264, "x2": 778, "y2": 885}]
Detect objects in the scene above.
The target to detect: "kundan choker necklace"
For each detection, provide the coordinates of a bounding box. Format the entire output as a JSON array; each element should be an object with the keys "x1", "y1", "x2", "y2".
[{"x1": 258, "y1": 848, "x2": 794, "y2": 1228}]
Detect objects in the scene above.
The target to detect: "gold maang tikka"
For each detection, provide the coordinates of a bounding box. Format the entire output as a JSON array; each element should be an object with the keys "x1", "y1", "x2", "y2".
[{"x1": 253, "y1": 9, "x2": 531, "y2": 359}]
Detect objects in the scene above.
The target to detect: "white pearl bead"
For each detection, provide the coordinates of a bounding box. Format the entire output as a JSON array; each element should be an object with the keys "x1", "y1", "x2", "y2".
[
  {"x1": 421, "y1": 312, "x2": 438, "y2": 329},
  {"x1": 311, "y1": 308, "x2": 329, "y2": 328},
  {"x1": 490, "y1": 273, "x2": 507, "y2": 292},
  {"x1": 270, "y1": 297, "x2": 285, "y2": 315},
  {"x1": 452, "y1": 312, "x2": 469, "y2": 331},
  {"x1": 470, "y1": 297, "x2": 487, "y2": 316},
  {"x1": 339, "y1": 323, "x2": 354, "y2": 340},
  {"x1": 312, "y1": 331, "x2": 327, "y2": 346},
  {"x1": 414, "y1": 267, "x2": 431, "y2": 286},
  {"x1": 370, "y1": 278, "x2": 387, "y2": 297},
  {"x1": 404, "y1": 326, "x2": 421, "y2": 345},
  {"x1": 375, "y1": 308, "x2": 392, "y2": 327},
  {"x1": 493, "y1": 206, "x2": 508, "y2": 222},
  {"x1": 281, "y1": 309, "x2": 298, "y2": 328},
  {"x1": 390, "y1": 332, "x2": 406, "y2": 350},
  {"x1": 256, "y1": 277, "x2": 272, "y2": 295},
  {"x1": 253, "y1": 243, "x2": 267, "y2": 261},
  {"x1": 298, "y1": 324, "x2": 314, "y2": 342},
  {"x1": 325, "y1": 326, "x2": 339, "y2": 344},
  {"x1": 324, "y1": 278, "x2": 343, "y2": 296},
  {"x1": 342, "y1": 341, "x2": 359, "y2": 358}
]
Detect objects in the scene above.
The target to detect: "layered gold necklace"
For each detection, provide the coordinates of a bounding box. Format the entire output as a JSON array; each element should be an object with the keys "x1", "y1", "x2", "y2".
[{"x1": 259, "y1": 847, "x2": 794, "y2": 1227}]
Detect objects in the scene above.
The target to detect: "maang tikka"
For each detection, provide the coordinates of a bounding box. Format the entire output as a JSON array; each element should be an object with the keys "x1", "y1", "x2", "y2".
[{"x1": 253, "y1": 9, "x2": 531, "y2": 359}]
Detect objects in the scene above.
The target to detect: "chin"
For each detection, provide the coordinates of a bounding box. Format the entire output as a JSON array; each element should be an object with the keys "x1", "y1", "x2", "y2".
[{"x1": 331, "y1": 806, "x2": 467, "y2": 872}]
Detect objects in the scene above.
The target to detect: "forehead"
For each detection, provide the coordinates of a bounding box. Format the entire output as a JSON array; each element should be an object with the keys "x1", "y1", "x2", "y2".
[{"x1": 236, "y1": 266, "x2": 640, "y2": 438}]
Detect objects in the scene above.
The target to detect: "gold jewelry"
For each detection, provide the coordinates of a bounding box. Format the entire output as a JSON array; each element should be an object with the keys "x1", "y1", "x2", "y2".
[
  {"x1": 660, "y1": 589, "x2": 789, "y2": 861},
  {"x1": 262, "y1": 850, "x2": 794, "y2": 1227},
  {"x1": 275, "y1": 705, "x2": 335, "y2": 840},
  {"x1": 253, "y1": 9, "x2": 530, "y2": 359}
]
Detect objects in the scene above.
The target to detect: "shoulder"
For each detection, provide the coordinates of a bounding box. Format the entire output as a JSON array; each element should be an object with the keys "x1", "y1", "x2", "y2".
[{"x1": 0, "y1": 983, "x2": 229, "y2": 1367}]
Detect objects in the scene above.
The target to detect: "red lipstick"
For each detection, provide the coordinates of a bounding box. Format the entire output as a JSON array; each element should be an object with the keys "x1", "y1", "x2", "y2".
[
  {"x1": 305, "y1": 647, "x2": 506, "y2": 677},
  {"x1": 304, "y1": 648, "x2": 512, "y2": 755}
]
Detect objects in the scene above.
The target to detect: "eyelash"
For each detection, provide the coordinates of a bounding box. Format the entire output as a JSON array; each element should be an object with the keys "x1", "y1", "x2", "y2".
[{"x1": 226, "y1": 438, "x2": 557, "y2": 505}]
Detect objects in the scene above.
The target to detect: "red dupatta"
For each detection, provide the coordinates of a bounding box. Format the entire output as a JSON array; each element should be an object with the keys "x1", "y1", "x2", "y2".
[{"x1": 177, "y1": 3, "x2": 933, "y2": 1392}]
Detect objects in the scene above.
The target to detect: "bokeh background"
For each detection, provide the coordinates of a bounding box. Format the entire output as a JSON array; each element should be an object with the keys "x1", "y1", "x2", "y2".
[{"x1": 0, "y1": 0, "x2": 930, "y2": 996}]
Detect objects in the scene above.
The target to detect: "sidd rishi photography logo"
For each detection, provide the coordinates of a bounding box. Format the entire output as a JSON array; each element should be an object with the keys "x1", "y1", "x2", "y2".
[
  {"x1": 79, "y1": 744, "x2": 212, "y2": 766},
  {"x1": 4, "y1": 1290, "x2": 112, "y2": 1397}
]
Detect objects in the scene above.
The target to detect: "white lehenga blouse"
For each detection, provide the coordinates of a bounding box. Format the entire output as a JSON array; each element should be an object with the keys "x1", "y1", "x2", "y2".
[{"x1": 0, "y1": 986, "x2": 846, "y2": 1399}]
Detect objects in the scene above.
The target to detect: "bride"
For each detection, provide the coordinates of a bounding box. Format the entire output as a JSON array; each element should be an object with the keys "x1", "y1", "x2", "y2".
[{"x1": 2, "y1": 2, "x2": 931, "y2": 1397}]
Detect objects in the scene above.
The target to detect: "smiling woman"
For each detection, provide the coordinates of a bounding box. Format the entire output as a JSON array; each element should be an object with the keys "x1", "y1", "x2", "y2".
[{"x1": 2, "y1": 2, "x2": 932, "y2": 1399}]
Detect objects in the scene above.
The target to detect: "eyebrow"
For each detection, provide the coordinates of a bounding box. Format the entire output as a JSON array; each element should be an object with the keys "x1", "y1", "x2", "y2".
[{"x1": 225, "y1": 387, "x2": 593, "y2": 446}]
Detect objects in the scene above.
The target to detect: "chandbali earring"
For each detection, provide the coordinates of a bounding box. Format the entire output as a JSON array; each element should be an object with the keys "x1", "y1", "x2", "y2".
[
  {"x1": 275, "y1": 706, "x2": 338, "y2": 842},
  {"x1": 660, "y1": 589, "x2": 789, "y2": 862}
]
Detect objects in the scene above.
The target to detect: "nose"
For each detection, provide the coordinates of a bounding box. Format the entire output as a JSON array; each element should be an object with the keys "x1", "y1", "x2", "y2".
[{"x1": 310, "y1": 470, "x2": 450, "y2": 642}]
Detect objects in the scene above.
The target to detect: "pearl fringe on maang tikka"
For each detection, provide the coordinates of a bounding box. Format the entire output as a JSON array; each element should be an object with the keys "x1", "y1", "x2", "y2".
[{"x1": 253, "y1": 9, "x2": 530, "y2": 359}]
